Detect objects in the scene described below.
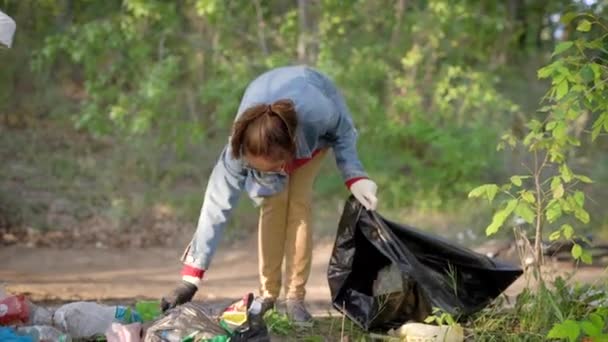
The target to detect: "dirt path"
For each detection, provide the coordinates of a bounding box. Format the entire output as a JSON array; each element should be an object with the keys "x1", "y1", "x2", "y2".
[{"x1": 1, "y1": 238, "x2": 606, "y2": 315}]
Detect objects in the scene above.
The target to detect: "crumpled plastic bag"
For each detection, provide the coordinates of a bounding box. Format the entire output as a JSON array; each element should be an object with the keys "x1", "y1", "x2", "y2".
[{"x1": 144, "y1": 303, "x2": 227, "y2": 342}]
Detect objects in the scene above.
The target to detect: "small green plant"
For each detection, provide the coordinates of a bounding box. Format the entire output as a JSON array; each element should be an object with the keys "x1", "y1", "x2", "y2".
[
  {"x1": 424, "y1": 307, "x2": 459, "y2": 326},
  {"x1": 263, "y1": 309, "x2": 294, "y2": 336},
  {"x1": 468, "y1": 10, "x2": 608, "y2": 278},
  {"x1": 547, "y1": 308, "x2": 608, "y2": 342}
]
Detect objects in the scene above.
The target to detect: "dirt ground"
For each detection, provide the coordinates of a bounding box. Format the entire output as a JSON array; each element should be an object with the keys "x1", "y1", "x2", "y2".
[{"x1": 2, "y1": 237, "x2": 607, "y2": 316}]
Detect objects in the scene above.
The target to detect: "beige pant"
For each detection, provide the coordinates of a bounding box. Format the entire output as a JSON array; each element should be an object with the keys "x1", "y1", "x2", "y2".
[{"x1": 258, "y1": 149, "x2": 327, "y2": 300}]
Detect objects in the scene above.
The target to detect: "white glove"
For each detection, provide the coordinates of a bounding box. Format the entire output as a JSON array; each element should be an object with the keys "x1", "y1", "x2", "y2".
[{"x1": 350, "y1": 179, "x2": 378, "y2": 211}]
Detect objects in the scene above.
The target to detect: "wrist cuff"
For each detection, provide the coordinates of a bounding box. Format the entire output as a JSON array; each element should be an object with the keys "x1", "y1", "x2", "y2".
[
  {"x1": 345, "y1": 176, "x2": 368, "y2": 189},
  {"x1": 181, "y1": 264, "x2": 205, "y2": 286}
]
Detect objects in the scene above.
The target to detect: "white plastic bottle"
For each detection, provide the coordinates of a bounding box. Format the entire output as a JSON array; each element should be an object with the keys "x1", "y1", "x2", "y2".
[{"x1": 53, "y1": 302, "x2": 142, "y2": 339}]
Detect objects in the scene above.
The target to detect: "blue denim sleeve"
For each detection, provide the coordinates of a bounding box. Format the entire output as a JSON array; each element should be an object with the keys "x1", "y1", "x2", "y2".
[
  {"x1": 314, "y1": 73, "x2": 368, "y2": 182},
  {"x1": 182, "y1": 143, "x2": 245, "y2": 270}
]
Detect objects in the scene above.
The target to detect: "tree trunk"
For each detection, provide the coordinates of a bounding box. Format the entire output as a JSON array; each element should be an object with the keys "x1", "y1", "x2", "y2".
[
  {"x1": 253, "y1": 0, "x2": 269, "y2": 56},
  {"x1": 297, "y1": 0, "x2": 317, "y2": 64}
]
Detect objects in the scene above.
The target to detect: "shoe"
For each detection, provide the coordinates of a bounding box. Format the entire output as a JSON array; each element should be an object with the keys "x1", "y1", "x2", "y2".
[
  {"x1": 254, "y1": 296, "x2": 276, "y2": 316},
  {"x1": 285, "y1": 299, "x2": 313, "y2": 326}
]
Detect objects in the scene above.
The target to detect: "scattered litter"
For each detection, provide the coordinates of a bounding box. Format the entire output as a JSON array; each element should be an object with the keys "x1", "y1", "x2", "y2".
[
  {"x1": 388, "y1": 322, "x2": 464, "y2": 342},
  {"x1": 105, "y1": 322, "x2": 142, "y2": 342},
  {"x1": 16, "y1": 325, "x2": 71, "y2": 342},
  {"x1": 144, "y1": 302, "x2": 228, "y2": 342},
  {"x1": 27, "y1": 302, "x2": 53, "y2": 326},
  {"x1": 0, "y1": 295, "x2": 30, "y2": 325},
  {"x1": 53, "y1": 302, "x2": 142, "y2": 339},
  {"x1": 229, "y1": 296, "x2": 270, "y2": 342},
  {"x1": 0, "y1": 326, "x2": 34, "y2": 342},
  {"x1": 135, "y1": 301, "x2": 161, "y2": 322}
]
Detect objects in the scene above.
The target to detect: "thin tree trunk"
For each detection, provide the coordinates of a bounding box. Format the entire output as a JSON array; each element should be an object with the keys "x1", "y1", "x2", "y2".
[
  {"x1": 253, "y1": 0, "x2": 269, "y2": 56},
  {"x1": 389, "y1": 0, "x2": 407, "y2": 52},
  {"x1": 297, "y1": 0, "x2": 311, "y2": 64}
]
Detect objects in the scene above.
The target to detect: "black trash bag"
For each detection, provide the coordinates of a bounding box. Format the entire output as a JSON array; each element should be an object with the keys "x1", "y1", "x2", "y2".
[
  {"x1": 328, "y1": 196, "x2": 523, "y2": 332},
  {"x1": 144, "y1": 302, "x2": 228, "y2": 342}
]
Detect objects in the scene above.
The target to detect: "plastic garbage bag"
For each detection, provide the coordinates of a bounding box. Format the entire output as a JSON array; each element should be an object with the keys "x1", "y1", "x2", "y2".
[
  {"x1": 144, "y1": 303, "x2": 228, "y2": 342},
  {"x1": 328, "y1": 196, "x2": 523, "y2": 331}
]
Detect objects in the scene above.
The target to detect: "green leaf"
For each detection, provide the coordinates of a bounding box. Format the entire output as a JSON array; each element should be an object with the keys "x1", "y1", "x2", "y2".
[
  {"x1": 589, "y1": 313, "x2": 604, "y2": 330},
  {"x1": 581, "y1": 65, "x2": 595, "y2": 83},
  {"x1": 575, "y1": 174, "x2": 593, "y2": 183},
  {"x1": 590, "y1": 63, "x2": 601, "y2": 80},
  {"x1": 581, "y1": 249, "x2": 593, "y2": 265},
  {"x1": 526, "y1": 119, "x2": 543, "y2": 131},
  {"x1": 556, "y1": 80, "x2": 569, "y2": 100},
  {"x1": 581, "y1": 320, "x2": 601, "y2": 336},
  {"x1": 575, "y1": 207, "x2": 590, "y2": 224},
  {"x1": 562, "y1": 224, "x2": 574, "y2": 239},
  {"x1": 572, "y1": 244, "x2": 583, "y2": 259},
  {"x1": 521, "y1": 190, "x2": 536, "y2": 204},
  {"x1": 553, "y1": 41, "x2": 573, "y2": 56},
  {"x1": 537, "y1": 65, "x2": 554, "y2": 79},
  {"x1": 551, "y1": 177, "x2": 562, "y2": 192},
  {"x1": 592, "y1": 117, "x2": 604, "y2": 141},
  {"x1": 577, "y1": 19, "x2": 592, "y2": 32},
  {"x1": 547, "y1": 320, "x2": 580, "y2": 342},
  {"x1": 514, "y1": 201, "x2": 535, "y2": 224},
  {"x1": 546, "y1": 121, "x2": 558, "y2": 130},
  {"x1": 560, "y1": 12, "x2": 577, "y2": 25},
  {"x1": 560, "y1": 164, "x2": 574, "y2": 183},
  {"x1": 561, "y1": 198, "x2": 573, "y2": 213},
  {"x1": 510, "y1": 176, "x2": 523, "y2": 187},
  {"x1": 486, "y1": 199, "x2": 518, "y2": 236},
  {"x1": 553, "y1": 183, "x2": 565, "y2": 199},
  {"x1": 553, "y1": 121, "x2": 567, "y2": 140},
  {"x1": 574, "y1": 191, "x2": 585, "y2": 207},
  {"x1": 549, "y1": 230, "x2": 562, "y2": 241},
  {"x1": 468, "y1": 184, "x2": 500, "y2": 203},
  {"x1": 546, "y1": 201, "x2": 563, "y2": 223}
]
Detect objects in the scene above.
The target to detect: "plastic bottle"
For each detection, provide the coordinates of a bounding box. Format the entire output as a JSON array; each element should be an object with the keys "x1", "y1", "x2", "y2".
[
  {"x1": 0, "y1": 295, "x2": 29, "y2": 325},
  {"x1": 17, "y1": 325, "x2": 72, "y2": 342},
  {"x1": 134, "y1": 300, "x2": 161, "y2": 322},
  {"x1": 52, "y1": 302, "x2": 142, "y2": 339},
  {"x1": 389, "y1": 322, "x2": 464, "y2": 342}
]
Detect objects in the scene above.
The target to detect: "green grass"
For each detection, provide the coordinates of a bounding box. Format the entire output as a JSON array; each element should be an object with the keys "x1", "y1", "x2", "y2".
[{"x1": 259, "y1": 274, "x2": 608, "y2": 341}]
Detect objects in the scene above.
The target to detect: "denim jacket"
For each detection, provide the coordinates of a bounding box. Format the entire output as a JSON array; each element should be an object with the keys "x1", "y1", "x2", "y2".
[{"x1": 182, "y1": 65, "x2": 368, "y2": 270}]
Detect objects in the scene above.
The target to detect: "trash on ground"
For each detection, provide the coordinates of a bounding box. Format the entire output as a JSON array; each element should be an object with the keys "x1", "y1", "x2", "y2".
[
  {"x1": 135, "y1": 301, "x2": 161, "y2": 322},
  {"x1": 328, "y1": 196, "x2": 523, "y2": 331},
  {"x1": 0, "y1": 295, "x2": 30, "y2": 325},
  {"x1": 16, "y1": 325, "x2": 72, "y2": 342},
  {"x1": 0, "y1": 326, "x2": 35, "y2": 342},
  {"x1": 105, "y1": 322, "x2": 142, "y2": 342},
  {"x1": 53, "y1": 301, "x2": 142, "y2": 339},
  {"x1": 26, "y1": 302, "x2": 53, "y2": 326},
  {"x1": 144, "y1": 302, "x2": 228, "y2": 342},
  {"x1": 388, "y1": 322, "x2": 464, "y2": 342},
  {"x1": 226, "y1": 293, "x2": 270, "y2": 342}
]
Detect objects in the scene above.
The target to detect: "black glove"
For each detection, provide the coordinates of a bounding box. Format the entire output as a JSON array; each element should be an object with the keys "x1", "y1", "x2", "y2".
[{"x1": 161, "y1": 280, "x2": 198, "y2": 312}]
